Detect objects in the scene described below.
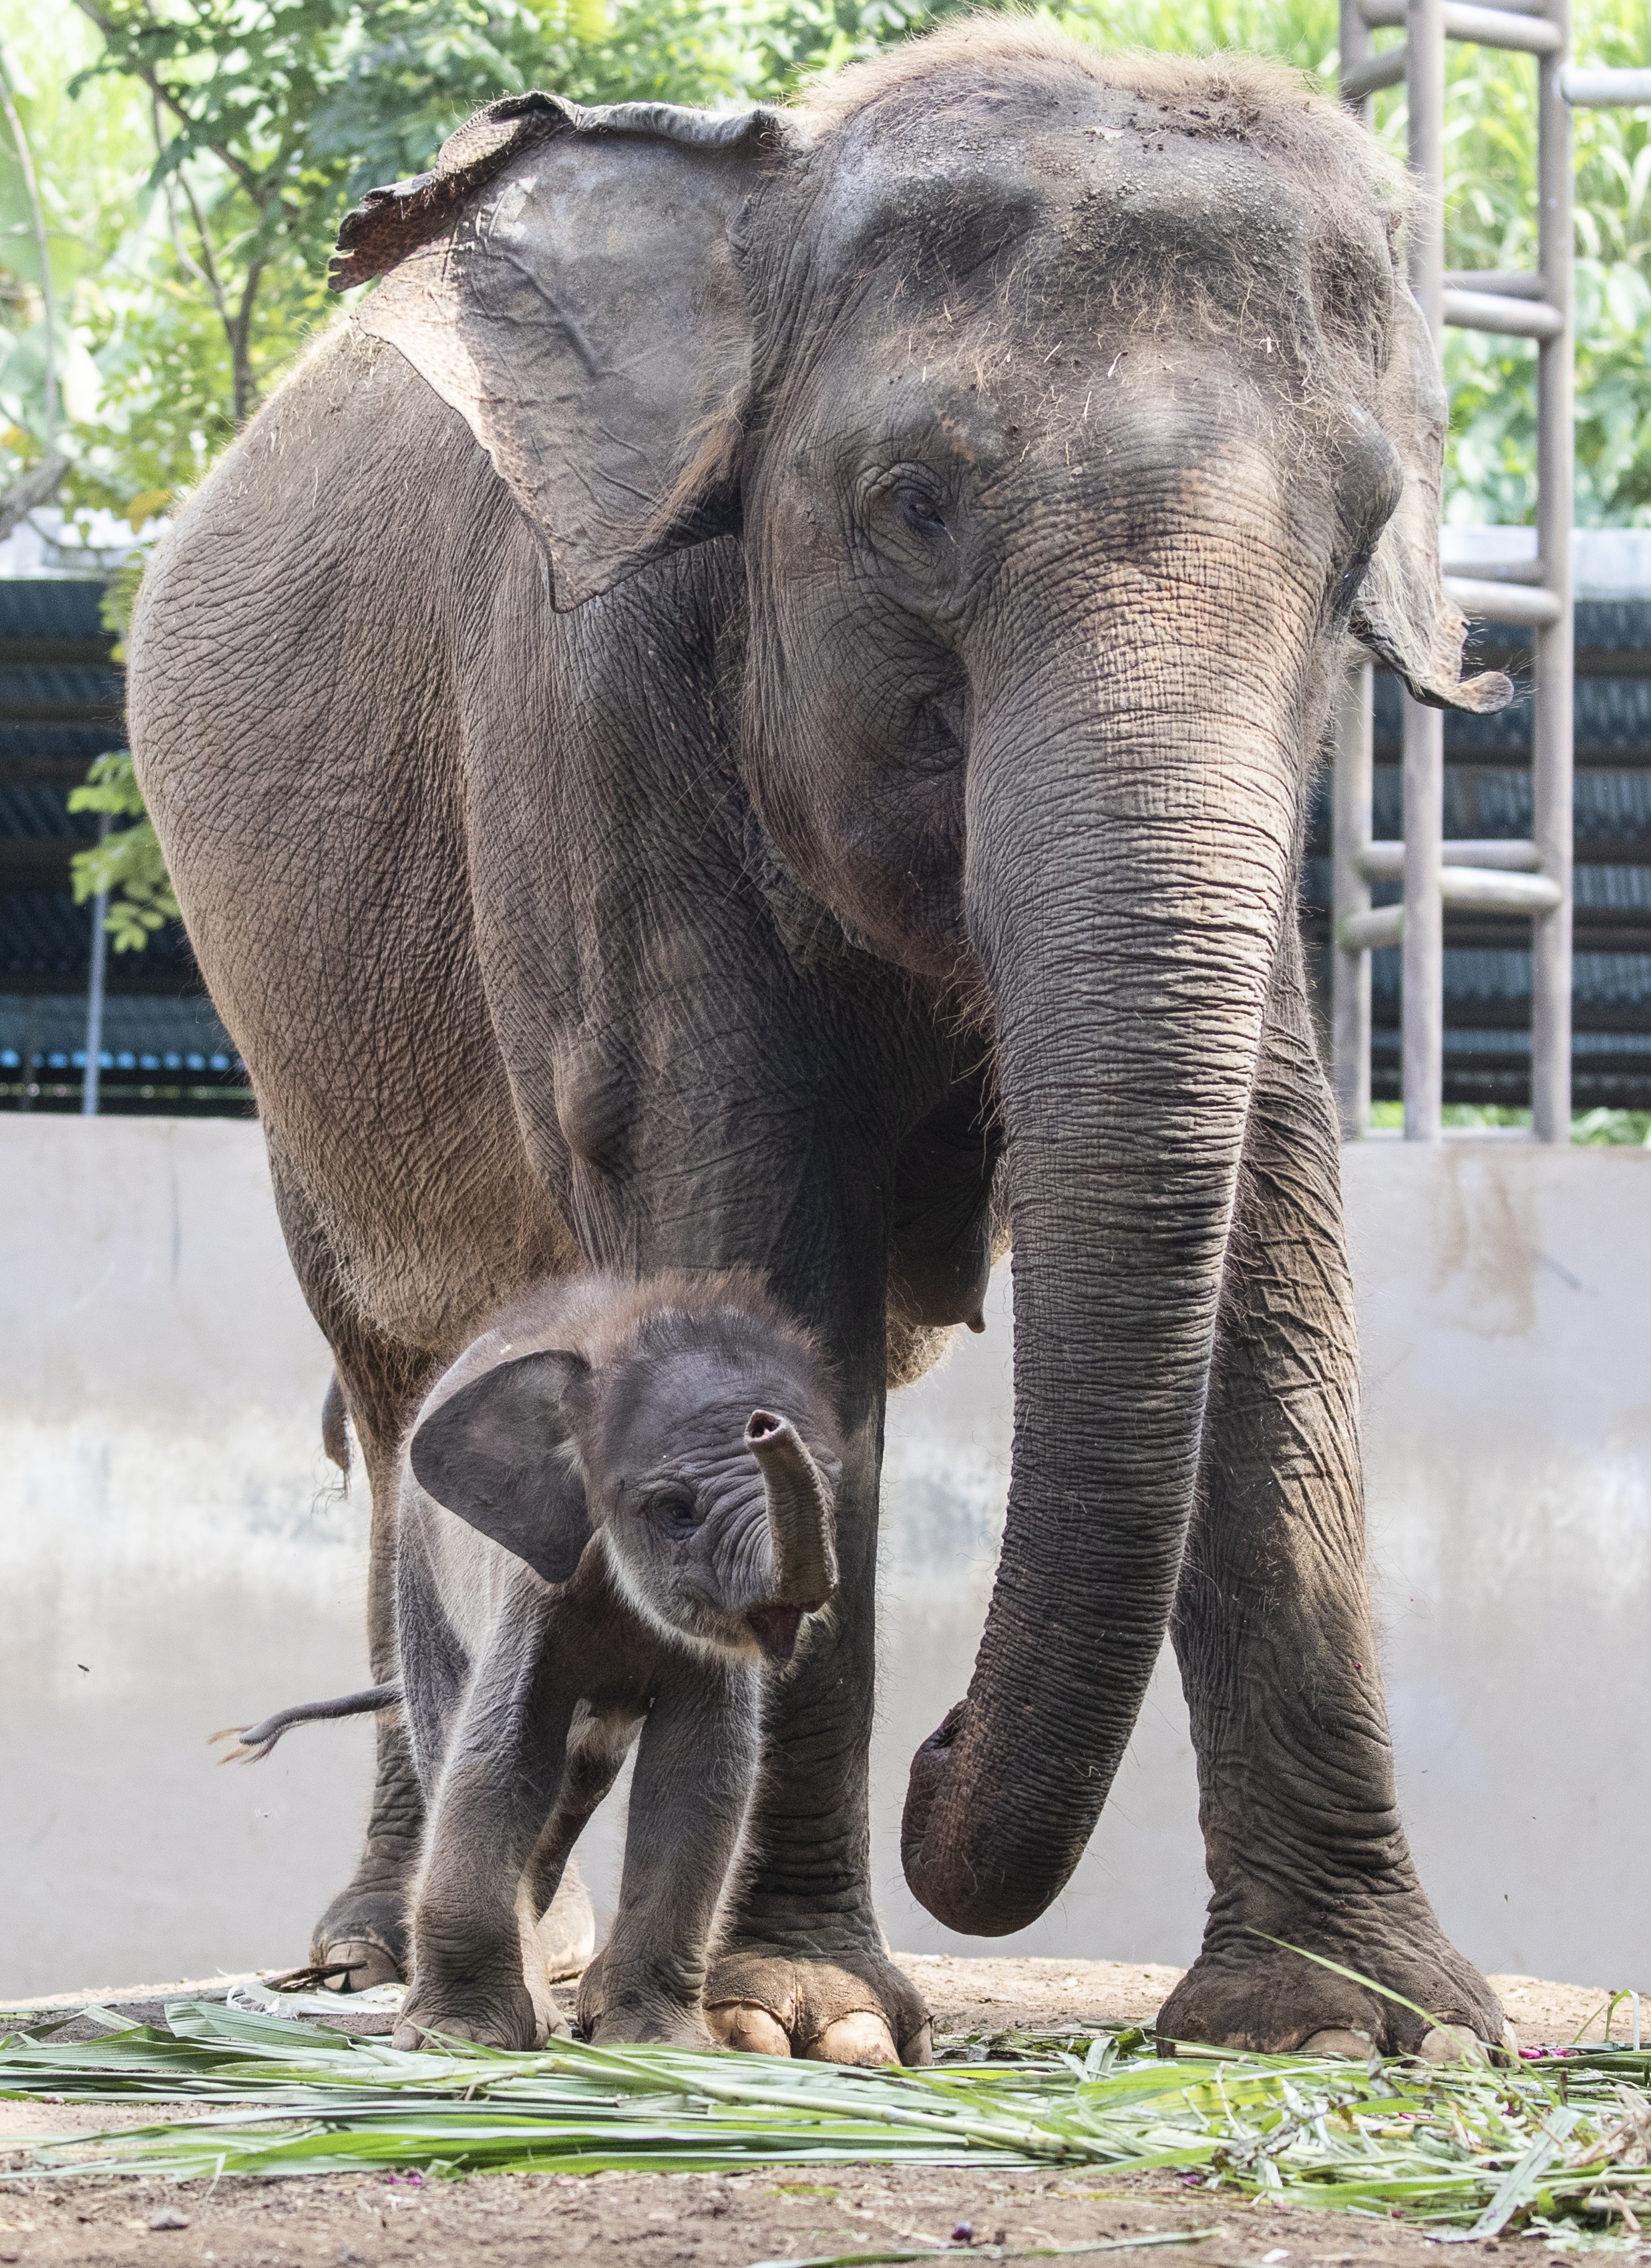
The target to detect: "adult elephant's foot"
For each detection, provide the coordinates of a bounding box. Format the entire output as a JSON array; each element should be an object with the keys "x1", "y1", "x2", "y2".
[
  {"x1": 311, "y1": 1720, "x2": 426, "y2": 1990},
  {"x1": 703, "y1": 1945, "x2": 932, "y2": 2066},
  {"x1": 310, "y1": 1886, "x2": 409, "y2": 1993},
  {"x1": 1155, "y1": 1906, "x2": 1510, "y2": 2060},
  {"x1": 574, "y1": 1955, "x2": 719, "y2": 2052}
]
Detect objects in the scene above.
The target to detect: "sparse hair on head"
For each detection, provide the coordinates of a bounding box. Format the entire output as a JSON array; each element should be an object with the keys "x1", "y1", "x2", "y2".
[{"x1": 792, "y1": 9, "x2": 1407, "y2": 210}]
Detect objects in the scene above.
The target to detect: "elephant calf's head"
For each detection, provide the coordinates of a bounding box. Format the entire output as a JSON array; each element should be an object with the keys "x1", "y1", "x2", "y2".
[{"x1": 409, "y1": 1274, "x2": 842, "y2": 1666}]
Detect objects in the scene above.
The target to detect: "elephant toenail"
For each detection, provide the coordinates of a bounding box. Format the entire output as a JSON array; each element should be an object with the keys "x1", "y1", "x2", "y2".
[
  {"x1": 807, "y1": 2012, "x2": 899, "y2": 2066},
  {"x1": 900, "y1": 2016, "x2": 936, "y2": 2066},
  {"x1": 1420, "y1": 2024, "x2": 1489, "y2": 2064},
  {"x1": 1300, "y1": 2027, "x2": 1375, "y2": 2059},
  {"x1": 321, "y1": 1939, "x2": 401, "y2": 1992},
  {"x1": 705, "y1": 2001, "x2": 791, "y2": 2056}
]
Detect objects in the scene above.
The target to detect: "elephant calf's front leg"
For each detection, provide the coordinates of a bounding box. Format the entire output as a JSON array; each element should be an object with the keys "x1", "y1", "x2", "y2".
[
  {"x1": 394, "y1": 1668, "x2": 575, "y2": 2053},
  {"x1": 577, "y1": 1660, "x2": 757, "y2": 2051},
  {"x1": 1159, "y1": 968, "x2": 1507, "y2": 2062}
]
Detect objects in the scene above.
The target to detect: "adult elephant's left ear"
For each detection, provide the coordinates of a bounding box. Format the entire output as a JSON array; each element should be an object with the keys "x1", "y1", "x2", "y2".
[
  {"x1": 331, "y1": 93, "x2": 790, "y2": 608},
  {"x1": 1350, "y1": 279, "x2": 1511, "y2": 715}
]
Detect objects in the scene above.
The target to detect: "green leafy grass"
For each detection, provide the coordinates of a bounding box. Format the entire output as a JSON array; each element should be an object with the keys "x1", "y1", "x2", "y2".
[
  {"x1": 1367, "y1": 1103, "x2": 1651, "y2": 1143},
  {"x1": 3, "y1": 2001, "x2": 1650, "y2": 2245}
]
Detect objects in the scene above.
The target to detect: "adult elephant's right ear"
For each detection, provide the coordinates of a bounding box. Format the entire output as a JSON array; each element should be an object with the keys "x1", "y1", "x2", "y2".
[
  {"x1": 410, "y1": 1348, "x2": 594, "y2": 1585},
  {"x1": 331, "y1": 92, "x2": 791, "y2": 608}
]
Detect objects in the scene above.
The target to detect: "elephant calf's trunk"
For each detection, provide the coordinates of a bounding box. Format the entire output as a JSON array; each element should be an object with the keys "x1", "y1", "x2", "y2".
[{"x1": 747, "y1": 1411, "x2": 838, "y2": 1611}]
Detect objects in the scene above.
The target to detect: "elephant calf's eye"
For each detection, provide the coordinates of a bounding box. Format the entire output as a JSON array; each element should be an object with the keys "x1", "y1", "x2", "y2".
[{"x1": 648, "y1": 1488, "x2": 701, "y2": 1535}]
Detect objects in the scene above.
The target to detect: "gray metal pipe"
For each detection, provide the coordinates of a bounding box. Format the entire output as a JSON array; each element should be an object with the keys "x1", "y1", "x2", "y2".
[
  {"x1": 1403, "y1": 0, "x2": 1446, "y2": 1143},
  {"x1": 1532, "y1": 0, "x2": 1575, "y2": 1143}
]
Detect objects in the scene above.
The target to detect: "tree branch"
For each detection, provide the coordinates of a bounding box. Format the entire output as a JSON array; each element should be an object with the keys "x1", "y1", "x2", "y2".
[
  {"x1": 0, "y1": 451, "x2": 70, "y2": 542},
  {"x1": 154, "y1": 93, "x2": 233, "y2": 334},
  {"x1": 228, "y1": 254, "x2": 265, "y2": 421},
  {"x1": 69, "y1": 0, "x2": 265, "y2": 202}
]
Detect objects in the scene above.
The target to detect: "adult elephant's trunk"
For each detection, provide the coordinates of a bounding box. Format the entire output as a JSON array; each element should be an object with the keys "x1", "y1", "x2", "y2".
[{"x1": 902, "y1": 580, "x2": 1309, "y2": 1935}]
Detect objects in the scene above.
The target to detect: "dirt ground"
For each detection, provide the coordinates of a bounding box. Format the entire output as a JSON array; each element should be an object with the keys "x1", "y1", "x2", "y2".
[{"x1": 1, "y1": 1957, "x2": 1643, "y2": 2268}]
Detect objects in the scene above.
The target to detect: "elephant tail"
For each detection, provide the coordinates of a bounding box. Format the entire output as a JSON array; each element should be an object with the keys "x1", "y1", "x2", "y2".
[
  {"x1": 210, "y1": 1682, "x2": 402, "y2": 1764},
  {"x1": 322, "y1": 1372, "x2": 351, "y2": 1474}
]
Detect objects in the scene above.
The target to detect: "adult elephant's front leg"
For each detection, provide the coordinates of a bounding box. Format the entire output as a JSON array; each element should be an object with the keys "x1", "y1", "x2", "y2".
[
  {"x1": 703, "y1": 1409, "x2": 932, "y2": 2067},
  {"x1": 1157, "y1": 950, "x2": 1507, "y2": 2061}
]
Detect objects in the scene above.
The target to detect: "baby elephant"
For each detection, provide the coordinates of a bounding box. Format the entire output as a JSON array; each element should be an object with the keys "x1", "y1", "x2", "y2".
[{"x1": 247, "y1": 1272, "x2": 842, "y2": 2054}]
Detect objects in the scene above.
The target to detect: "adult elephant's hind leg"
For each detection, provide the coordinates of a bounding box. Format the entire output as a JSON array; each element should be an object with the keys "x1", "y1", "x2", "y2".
[
  {"x1": 266, "y1": 1150, "x2": 445, "y2": 1992},
  {"x1": 306, "y1": 1302, "x2": 435, "y2": 1991},
  {"x1": 1157, "y1": 946, "x2": 1507, "y2": 2061}
]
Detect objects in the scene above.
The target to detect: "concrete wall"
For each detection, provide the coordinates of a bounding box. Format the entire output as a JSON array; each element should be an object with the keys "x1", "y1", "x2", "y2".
[{"x1": 2, "y1": 1120, "x2": 1646, "y2": 2000}]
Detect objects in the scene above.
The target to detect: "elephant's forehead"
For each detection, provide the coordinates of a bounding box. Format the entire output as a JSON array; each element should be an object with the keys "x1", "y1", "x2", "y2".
[
  {"x1": 602, "y1": 1351, "x2": 813, "y2": 1457},
  {"x1": 811, "y1": 76, "x2": 1368, "y2": 301}
]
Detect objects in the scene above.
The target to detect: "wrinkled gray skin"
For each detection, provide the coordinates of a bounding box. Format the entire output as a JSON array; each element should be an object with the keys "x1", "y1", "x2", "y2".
[
  {"x1": 128, "y1": 21, "x2": 1515, "y2": 2064},
  {"x1": 396, "y1": 1270, "x2": 842, "y2": 2051}
]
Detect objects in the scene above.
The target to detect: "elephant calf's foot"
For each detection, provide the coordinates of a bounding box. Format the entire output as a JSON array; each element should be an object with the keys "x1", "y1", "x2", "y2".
[
  {"x1": 391, "y1": 1975, "x2": 560, "y2": 2053},
  {"x1": 703, "y1": 1948, "x2": 932, "y2": 2066},
  {"x1": 1155, "y1": 1913, "x2": 1508, "y2": 2060},
  {"x1": 574, "y1": 1951, "x2": 717, "y2": 2052}
]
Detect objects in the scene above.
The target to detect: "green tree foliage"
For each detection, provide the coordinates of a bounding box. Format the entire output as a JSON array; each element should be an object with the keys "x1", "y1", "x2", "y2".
[
  {"x1": 67, "y1": 750, "x2": 182, "y2": 950},
  {"x1": 64, "y1": 566, "x2": 180, "y2": 952}
]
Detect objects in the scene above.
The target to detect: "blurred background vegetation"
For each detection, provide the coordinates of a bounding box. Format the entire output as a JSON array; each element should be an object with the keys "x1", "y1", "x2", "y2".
[{"x1": 1, "y1": 0, "x2": 1647, "y2": 547}]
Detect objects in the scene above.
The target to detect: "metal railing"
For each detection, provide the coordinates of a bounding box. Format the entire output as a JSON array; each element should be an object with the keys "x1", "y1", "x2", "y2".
[{"x1": 1332, "y1": 0, "x2": 1648, "y2": 1139}]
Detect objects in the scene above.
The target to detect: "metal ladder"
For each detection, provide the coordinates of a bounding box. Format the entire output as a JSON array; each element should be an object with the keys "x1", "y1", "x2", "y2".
[{"x1": 1332, "y1": 0, "x2": 1648, "y2": 1140}]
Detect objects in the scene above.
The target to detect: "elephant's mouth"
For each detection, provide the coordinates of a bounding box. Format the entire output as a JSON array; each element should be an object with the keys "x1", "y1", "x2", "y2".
[{"x1": 747, "y1": 1603, "x2": 808, "y2": 1662}]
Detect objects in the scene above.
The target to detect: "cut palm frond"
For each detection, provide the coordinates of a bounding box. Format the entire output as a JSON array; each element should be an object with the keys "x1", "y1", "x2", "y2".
[{"x1": 1, "y1": 2002, "x2": 1649, "y2": 2245}]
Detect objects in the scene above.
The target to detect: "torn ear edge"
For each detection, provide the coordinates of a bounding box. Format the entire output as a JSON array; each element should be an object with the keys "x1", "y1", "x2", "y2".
[
  {"x1": 328, "y1": 91, "x2": 792, "y2": 294},
  {"x1": 329, "y1": 94, "x2": 570, "y2": 292},
  {"x1": 1349, "y1": 562, "x2": 1514, "y2": 717}
]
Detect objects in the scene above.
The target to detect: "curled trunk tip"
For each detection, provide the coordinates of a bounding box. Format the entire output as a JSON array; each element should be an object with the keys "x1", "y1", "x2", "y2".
[{"x1": 746, "y1": 1410, "x2": 838, "y2": 1610}]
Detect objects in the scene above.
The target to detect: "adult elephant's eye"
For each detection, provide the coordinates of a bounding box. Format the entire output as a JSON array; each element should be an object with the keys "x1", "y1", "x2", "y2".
[{"x1": 894, "y1": 484, "x2": 950, "y2": 540}]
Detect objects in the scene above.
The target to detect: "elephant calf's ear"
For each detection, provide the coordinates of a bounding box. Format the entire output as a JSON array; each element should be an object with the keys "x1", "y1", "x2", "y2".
[
  {"x1": 410, "y1": 1350, "x2": 594, "y2": 1585},
  {"x1": 337, "y1": 93, "x2": 791, "y2": 609},
  {"x1": 1352, "y1": 281, "x2": 1511, "y2": 716}
]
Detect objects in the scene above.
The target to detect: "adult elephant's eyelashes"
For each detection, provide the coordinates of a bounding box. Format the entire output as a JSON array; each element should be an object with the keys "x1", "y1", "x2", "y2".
[
  {"x1": 1332, "y1": 548, "x2": 1373, "y2": 618},
  {"x1": 894, "y1": 484, "x2": 951, "y2": 539},
  {"x1": 861, "y1": 462, "x2": 954, "y2": 546}
]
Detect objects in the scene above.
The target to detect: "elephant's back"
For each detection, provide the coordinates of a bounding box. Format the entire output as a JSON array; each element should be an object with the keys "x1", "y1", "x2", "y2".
[
  {"x1": 129, "y1": 321, "x2": 498, "y2": 841},
  {"x1": 128, "y1": 321, "x2": 578, "y2": 1356}
]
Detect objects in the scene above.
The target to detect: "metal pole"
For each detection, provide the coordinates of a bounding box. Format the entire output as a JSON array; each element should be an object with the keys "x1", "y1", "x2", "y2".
[
  {"x1": 1401, "y1": 700, "x2": 1444, "y2": 1138},
  {"x1": 19, "y1": 996, "x2": 39, "y2": 1113},
  {"x1": 1531, "y1": 0, "x2": 1574, "y2": 1141},
  {"x1": 82, "y1": 815, "x2": 109, "y2": 1118},
  {"x1": 1332, "y1": 0, "x2": 1378, "y2": 1141},
  {"x1": 1340, "y1": 0, "x2": 1375, "y2": 113},
  {"x1": 1332, "y1": 662, "x2": 1373, "y2": 1137},
  {"x1": 1403, "y1": 0, "x2": 1446, "y2": 1141}
]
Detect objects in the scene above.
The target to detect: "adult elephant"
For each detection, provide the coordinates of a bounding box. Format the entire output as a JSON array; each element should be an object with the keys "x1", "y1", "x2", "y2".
[{"x1": 130, "y1": 19, "x2": 1513, "y2": 2065}]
